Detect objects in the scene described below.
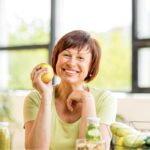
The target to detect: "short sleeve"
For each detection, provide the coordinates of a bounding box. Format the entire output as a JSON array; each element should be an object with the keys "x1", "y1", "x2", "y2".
[
  {"x1": 23, "y1": 90, "x2": 41, "y2": 124},
  {"x1": 96, "y1": 90, "x2": 117, "y2": 125}
]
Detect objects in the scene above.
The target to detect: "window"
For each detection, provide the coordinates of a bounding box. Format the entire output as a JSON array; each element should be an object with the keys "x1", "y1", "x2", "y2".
[
  {"x1": 0, "y1": 0, "x2": 50, "y2": 46},
  {"x1": 132, "y1": 0, "x2": 150, "y2": 92},
  {"x1": 138, "y1": 48, "x2": 150, "y2": 88},
  {"x1": 2, "y1": 0, "x2": 148, "y2": 93},
  {"x1": 0, "y1": 49, "x2": 48, "y2": 90},
  {"x1": 0, "y1": 0, "x2": 51, "y2": 90}
]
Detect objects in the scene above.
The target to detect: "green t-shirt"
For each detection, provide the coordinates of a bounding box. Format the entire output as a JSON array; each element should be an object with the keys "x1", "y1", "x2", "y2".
[{"x1": 23, "y1": 85, "x2": 117, "y2": 150}]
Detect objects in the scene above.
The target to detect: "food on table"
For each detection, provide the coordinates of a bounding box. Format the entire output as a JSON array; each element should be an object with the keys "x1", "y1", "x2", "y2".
[
  {"x1": 76, "y1": 117, "x2": 105, "y2": 150},
  {"x1": 110, "y1": 122, "x2": 150, "y2": 149},
  {"x1": 0, "y1": 122, "x2": 10, "y2": 150},
  {"x1": 86, "y1": 117, "x2": 101, "y2": 143}
]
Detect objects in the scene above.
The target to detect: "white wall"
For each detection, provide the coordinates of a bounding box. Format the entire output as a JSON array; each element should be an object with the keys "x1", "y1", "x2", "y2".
[
  {"x1": 118, "y1": 97, "x2": 150, "y2": 121},
  {"x1": 116, "y1": 94, "x2": 150, "y2": 131}
]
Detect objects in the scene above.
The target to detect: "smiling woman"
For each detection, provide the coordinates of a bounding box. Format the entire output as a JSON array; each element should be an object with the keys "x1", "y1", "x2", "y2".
[
  {"x1": 23, "y1": 30, "x2": 117, "y2": 150},
  {"x1": 55, "y1": 48, "x2": 92, "y2": 84},
  {"x1": 52, "y1": 30, "x2": 101, "y2": 82}
]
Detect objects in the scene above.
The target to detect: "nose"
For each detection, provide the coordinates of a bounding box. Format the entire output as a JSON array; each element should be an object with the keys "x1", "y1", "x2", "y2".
[{"x1": 67, "y1": 57, "x2": 77, "y2": 66}]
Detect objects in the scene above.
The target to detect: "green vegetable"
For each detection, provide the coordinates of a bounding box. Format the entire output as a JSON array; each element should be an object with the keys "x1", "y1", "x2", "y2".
[
  {"x1": 145, "y1": 136, "x2": 150, "y2": 146},
  {"x1": 86, "y1": 124, "x2": 101, "y2": 142},
  {"x1": 87, "y1": 123, "x2": 97, "y2": 130},
  {"x1": 123, "y1": 134, "x2": 146, "y2": 148},
  {"x1": 0, "y1": 125, "x2": 10, "y2": 150}
]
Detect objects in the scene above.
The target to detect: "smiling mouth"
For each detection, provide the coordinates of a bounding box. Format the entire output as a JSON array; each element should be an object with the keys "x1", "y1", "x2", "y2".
[{"x1": 62, "y1": 68, "x2": 79, "y2": 74}]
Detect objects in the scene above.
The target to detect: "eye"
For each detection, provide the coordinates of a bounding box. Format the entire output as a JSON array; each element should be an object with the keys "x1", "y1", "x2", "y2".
[
  {"x1": 77, "y1": 56, "x2": 84, "y2": 60},
  {"x1": 63, "y1": 53, "x2": 71, "y2": 57}
]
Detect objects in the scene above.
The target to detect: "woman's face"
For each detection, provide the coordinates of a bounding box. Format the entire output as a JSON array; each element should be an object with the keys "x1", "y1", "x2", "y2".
[{"x1": 56, "y1": 47, "x2": 92, "y2": 84}]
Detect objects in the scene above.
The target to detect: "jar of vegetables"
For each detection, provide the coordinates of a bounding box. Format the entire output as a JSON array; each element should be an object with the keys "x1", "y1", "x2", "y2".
[
  {"x1": 86, "y1": 117, "x2": 101, "y2": 142},
  {"x1": 0, "y1": 122, "x2": 10, "y2": 150}
]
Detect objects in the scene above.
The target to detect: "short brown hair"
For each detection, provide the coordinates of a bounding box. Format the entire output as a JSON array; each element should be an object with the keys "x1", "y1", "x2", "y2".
[{"x1": 51, "y1": 30, "x2": 101, "y2": 82}]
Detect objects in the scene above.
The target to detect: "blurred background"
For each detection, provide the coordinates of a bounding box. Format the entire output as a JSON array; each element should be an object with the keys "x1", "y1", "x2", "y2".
[{"x1": 0, "y1": 0, "x2": 150, "y2": 149}]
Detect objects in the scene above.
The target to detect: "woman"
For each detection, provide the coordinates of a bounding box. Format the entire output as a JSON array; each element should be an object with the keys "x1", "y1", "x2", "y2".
[{"x1": 24, "y1": 30, "x2": 117, "y2": 150}]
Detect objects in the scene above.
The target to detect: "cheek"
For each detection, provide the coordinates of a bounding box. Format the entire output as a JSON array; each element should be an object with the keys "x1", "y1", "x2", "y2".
[
  {"x1": 56, "y1": 55, "x2": 63, "y2": 66},
  {"x1": 56, "y1": 57, "x2": 64, "y2": 73},
  {"x1": 86, "y1": 60, "x2": 92, "y2": 71},
  {"x1": 57, "y1": 58, "x2": 63, "y2": 66},
  {"x1": 82, "y1": 63, "x2": 90, "y2": 76}
]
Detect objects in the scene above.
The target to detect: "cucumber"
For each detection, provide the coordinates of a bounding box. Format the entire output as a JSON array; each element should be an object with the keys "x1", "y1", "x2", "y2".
[
  {"x1": 145, "y1": 136, "x2": 150, "y2": 146},
  {"x1": 86, "y1": 128, "x2": 101, "y2": 142},
  {"x1": 123, "y1": 134, "x2": 146, "y2": 148},
  {"x1": 87, "y1": 123, "x2": 97, "y2": 130}
]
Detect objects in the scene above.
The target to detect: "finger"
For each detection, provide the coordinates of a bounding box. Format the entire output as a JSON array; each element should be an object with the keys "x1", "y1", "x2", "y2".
[
  {"x1": 32, "y1": 69, "x2": 48, "y2": 88},
  {"x1": 47, "y1": 80, "x2": 53, "y2": 86},
  {"x1": 33, "y1": 68, "x2": 48, "y2": 82},
  {"x1": 30, "y1": 64, "x2": 42, "y2": 80},
  {"x1": 66, "y1": 98, "x2": 73, "y2": 112},
  {"x1": 32, "y1": 69, "x2": 47, "y2": 88},
  {"x1": 30, "y1": 70, "x2": 35, "y2": 80}
]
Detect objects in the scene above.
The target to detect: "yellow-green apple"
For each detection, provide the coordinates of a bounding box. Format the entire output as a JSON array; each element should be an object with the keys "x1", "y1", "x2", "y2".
[{"x1": 39, "y1": 63, "x2": 54, "y2": 83}]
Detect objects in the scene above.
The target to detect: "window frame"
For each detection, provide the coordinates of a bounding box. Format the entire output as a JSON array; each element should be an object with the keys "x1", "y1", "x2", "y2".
[
  {"x1": 0, "y1": 0, "x2": 56, "y2": 61},
  {"x1": 132, "y1": 0, "x2": 150, "y2": 93}
]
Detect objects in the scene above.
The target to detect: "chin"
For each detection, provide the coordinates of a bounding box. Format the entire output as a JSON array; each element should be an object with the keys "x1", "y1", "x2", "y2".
[{"x1": 62, "y1": 77, "x2": 78, "y2": 84}]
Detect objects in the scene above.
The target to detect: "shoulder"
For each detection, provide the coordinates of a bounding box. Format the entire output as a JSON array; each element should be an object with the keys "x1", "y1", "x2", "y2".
[
  {"x1": 89, "y1": 86, "x2": 117, "y2": 124},
  {"x1": 89, "y1": 86, "x2": 117, "y2": 105},
  {"x1": 24, "y1": 90, "x2": 41, "y2": 107},
  {"x1": 89, "y1": 86, "x2": 114, "y2": 99},
  {"x1": 27, "y1": 90, "x2": 41, "y2": 99},
  {"x1": 24, "y1": 85, "x2": 56, "y2": 106}
]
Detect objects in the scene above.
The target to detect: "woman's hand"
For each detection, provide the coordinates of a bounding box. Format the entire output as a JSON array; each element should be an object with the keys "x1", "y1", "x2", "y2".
[
  {"x1": 30, "y1": 64, "x2": 53, "y2": 96},
  {"x1": 68, "y1": 90, "x2": 97, "y2": 139},
  {"x1": 66, "y1": 90, "x2": 94, "y2": 112}
]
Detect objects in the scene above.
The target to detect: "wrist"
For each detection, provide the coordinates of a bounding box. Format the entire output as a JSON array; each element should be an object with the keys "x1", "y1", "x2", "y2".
[
  {"x1": 40, "y1": 92, "x2": 52, "y2": 103},
  {"x1": 83, "y1": 94, "x2": 95, "y2": 105},
  {"x1": 40, "y1": 88, "x2": 53, "y2": 98},
  {"x1": 82, "y1": 97, "x2": 96, "y2": 117},
  {"x1": 41, "y1": 92, "x2": 52, "y2": 98}
]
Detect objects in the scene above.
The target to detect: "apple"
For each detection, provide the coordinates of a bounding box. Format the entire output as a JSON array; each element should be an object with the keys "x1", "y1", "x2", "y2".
[{"x1": 40, "y1": 63, "x2": 54, "y2": 83}]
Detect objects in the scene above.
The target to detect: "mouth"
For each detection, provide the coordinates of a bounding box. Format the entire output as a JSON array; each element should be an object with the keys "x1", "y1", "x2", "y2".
[{"x1": 62, "y1": 68, "x2": 80, "y2": 75}]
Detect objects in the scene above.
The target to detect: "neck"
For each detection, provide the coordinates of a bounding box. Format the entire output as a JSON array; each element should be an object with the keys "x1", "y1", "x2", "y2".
[{"x1": 55, "y1": 82, "x2": 86, "y2": 101}]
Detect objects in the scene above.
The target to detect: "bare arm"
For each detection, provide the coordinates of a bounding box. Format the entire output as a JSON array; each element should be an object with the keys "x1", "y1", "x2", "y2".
[
  {"x1": 80, "y1": 98, "x2": 112, "y2": 149},
  {"x1": 25, "y1": 65, "x2": 53, "y2": 149},
  {"x1": 25, "y1": 94, "x2": 52, "y2": 149},
  {"x1": 79, "y1": 94, "x2": 96, "y2": 138},
  {"x1": 100, "y1": 124, "x2": 112, "y2": 150},
  {"x1": 66, "y1": 90, "x2": 96, "y2": 138},
  {"x1": 66, "y1": 90, "x2": 112, "y2": 149}
]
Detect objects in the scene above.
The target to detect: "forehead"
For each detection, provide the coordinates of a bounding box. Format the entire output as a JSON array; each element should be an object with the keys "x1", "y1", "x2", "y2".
[{"x1": 63, "y1": 46, "x2": 91, "y2": 55}]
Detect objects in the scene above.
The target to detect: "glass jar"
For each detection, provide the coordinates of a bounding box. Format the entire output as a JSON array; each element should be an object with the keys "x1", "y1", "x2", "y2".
[
  {"x1": 0, "y1": 122, "x2": 10, "y2": 150},
  {"x1": 76, "y1": 138, "x2": 106, "y2": 150},
  {"x1": 85, "y1": 117, "x2": 101, "y2": 142},
  {"x1": 76, "y1": 117, "x2": 106, "y2": 150}
]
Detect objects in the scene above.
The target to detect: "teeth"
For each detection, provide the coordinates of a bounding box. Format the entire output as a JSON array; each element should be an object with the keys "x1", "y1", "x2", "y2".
[{"x1": 65, "y1": 69, "x2": 77, "y2": 74}]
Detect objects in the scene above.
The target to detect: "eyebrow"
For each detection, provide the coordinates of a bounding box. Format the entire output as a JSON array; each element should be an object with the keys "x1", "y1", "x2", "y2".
[
  {"x1": 63, "y1": 50, "x2": 71, "y2": 53},
  {"x1": 63, "y1": 49, "x2": 90, "y2": 55}
]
